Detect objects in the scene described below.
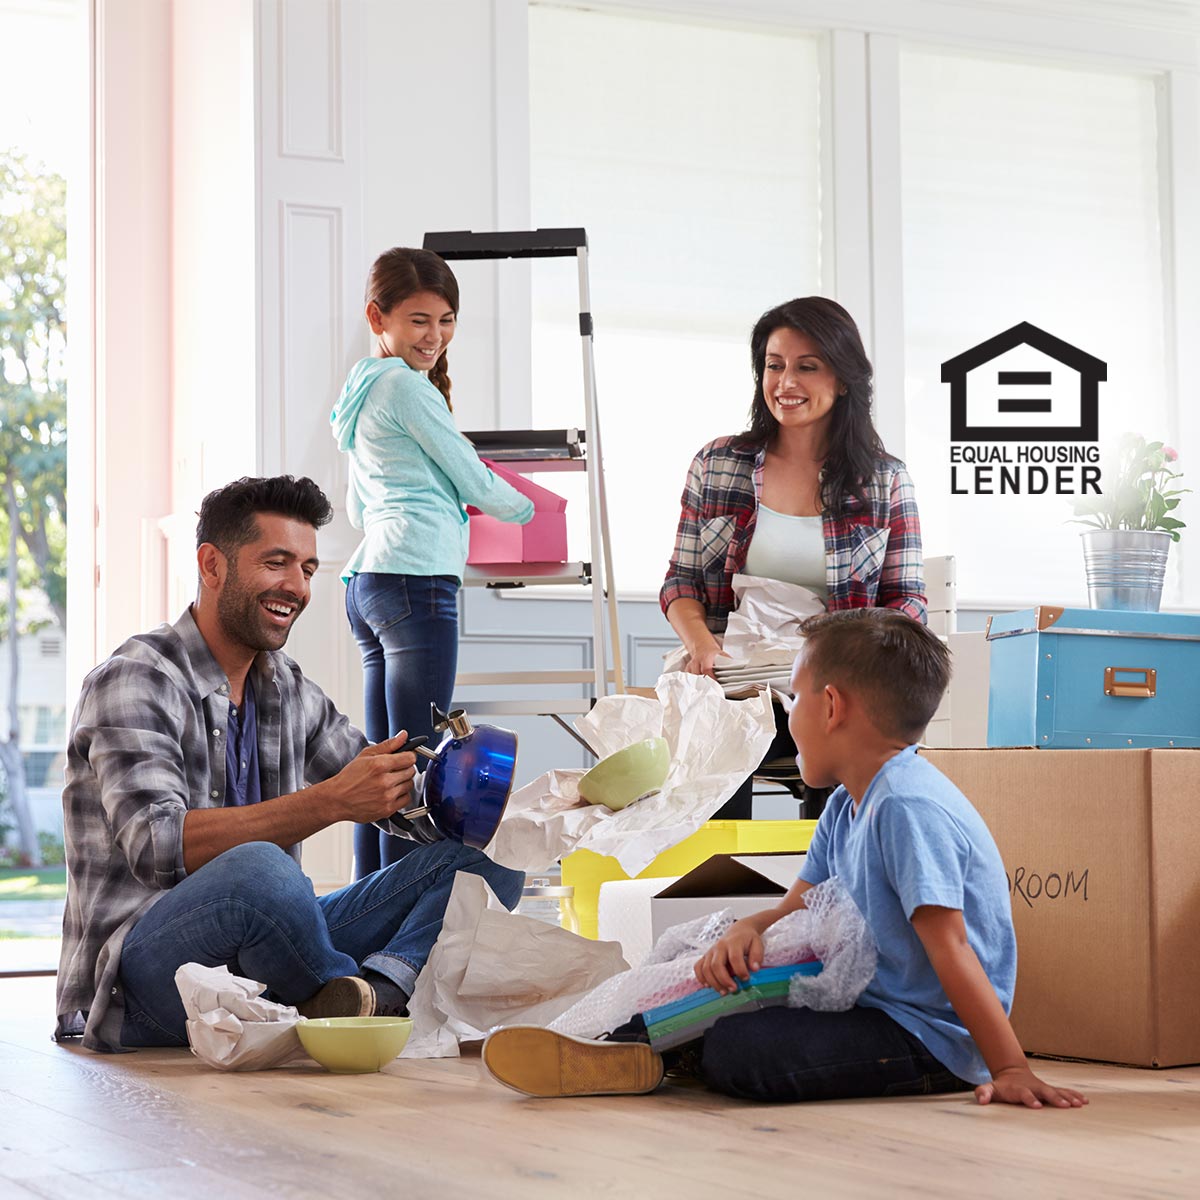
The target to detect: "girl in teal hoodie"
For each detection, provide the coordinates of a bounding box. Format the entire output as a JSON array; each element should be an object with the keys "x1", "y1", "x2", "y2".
[{"x1": 332, "y1": 247, "x2": 533, "y2": 878}]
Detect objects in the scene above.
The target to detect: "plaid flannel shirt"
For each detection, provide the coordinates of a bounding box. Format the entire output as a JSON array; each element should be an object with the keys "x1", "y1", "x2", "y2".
[
  {"x1": 55, "y1": 608, "x2": 372, "y2": 1051},
  {"x1": 660, "y1": 436, "x2": 926, "y2": 632}
]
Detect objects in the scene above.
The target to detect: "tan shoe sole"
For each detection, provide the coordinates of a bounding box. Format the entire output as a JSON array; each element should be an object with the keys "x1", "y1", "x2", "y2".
[
  {"x1": 483, "y1": 1026, "x2": 664, "y2": 1098},
  {"x1": 296, "y1": 976, "x2": 375, "y2": 1019}
]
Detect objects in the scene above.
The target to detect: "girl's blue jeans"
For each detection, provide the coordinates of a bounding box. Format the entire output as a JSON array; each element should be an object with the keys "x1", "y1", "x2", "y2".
[
  {"x1": 118, "y1": 839, "x2": 523, "y2": 1047},
  {"x1": 345, "y1": 571, "x2": 461, "y2": 878}
]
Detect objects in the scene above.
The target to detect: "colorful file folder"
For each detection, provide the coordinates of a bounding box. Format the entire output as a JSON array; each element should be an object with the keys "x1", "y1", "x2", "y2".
[{"x1": 641, "y1": 960, "x2": 823, "y2": 1051}]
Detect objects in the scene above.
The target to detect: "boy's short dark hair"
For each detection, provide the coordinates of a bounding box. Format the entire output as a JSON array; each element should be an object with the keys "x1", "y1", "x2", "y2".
[
  {"x1": 195, "y1": 476, "x2": 333, "y2": 557},
  {"x1": 797, "y1": 609, "x2": 952, "y2": 742}
]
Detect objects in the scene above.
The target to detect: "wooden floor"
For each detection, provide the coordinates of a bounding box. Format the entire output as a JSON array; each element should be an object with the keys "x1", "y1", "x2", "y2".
[{"x1": 2, "y1": 977, "x2": 1198, "y2": 1200}]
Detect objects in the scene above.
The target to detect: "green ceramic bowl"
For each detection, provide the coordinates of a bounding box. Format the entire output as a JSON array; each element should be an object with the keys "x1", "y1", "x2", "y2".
[
  {"x1": 578, "y1": 736, "x2": 671, "y2": 811},
  {"x1": 296, "y1": 1016, "x2": 413, "y2": 1074}
]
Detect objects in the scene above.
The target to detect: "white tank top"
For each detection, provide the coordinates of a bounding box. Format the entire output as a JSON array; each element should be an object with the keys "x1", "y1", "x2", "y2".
[{"x1": 743, "y1": 504, "x2": 829, "y2": 600}]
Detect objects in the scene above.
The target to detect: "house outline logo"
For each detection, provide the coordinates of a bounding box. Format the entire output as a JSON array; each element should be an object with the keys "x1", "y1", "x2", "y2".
[{"x1": 940, "y1": 321, "x2": 1106, "y2": 442}]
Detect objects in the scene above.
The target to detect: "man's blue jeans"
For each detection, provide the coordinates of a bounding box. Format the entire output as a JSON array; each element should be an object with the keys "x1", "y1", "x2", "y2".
[
  {"x1": 118, "y1": 839, "x2": 523, "y2": 1048},
  {"x1": 345, "y1": 572, "x2": 460, "y2": 878}
]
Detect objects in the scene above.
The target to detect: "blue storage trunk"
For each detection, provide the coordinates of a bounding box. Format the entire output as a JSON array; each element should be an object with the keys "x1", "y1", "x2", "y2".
[{"x1": 987, "y1": 605, "x2": 1200, "y2": 748}]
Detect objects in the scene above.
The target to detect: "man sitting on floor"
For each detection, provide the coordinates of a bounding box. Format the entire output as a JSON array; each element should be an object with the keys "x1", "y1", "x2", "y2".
[
  {"x1": 483, "y1": 609, "x2": 1086, "y2": 1110},
  {"x1": 55, "y1": 475, "x2": 522, "y2": 1051}
]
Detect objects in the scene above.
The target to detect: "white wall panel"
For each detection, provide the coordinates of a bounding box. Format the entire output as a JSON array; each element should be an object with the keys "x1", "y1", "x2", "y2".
[
  {"x1": 628, "y1": 635, "x2": 679, "y2": 688},
  {"x1": 257, "y1": 0, "x2": 363, "y2": 570},
  {"x1": 278, "y1": 202, "x2": 344, "y2": 482},
  {"x1": 279, "y1": 0, "x2": 343, "y2": 161}
]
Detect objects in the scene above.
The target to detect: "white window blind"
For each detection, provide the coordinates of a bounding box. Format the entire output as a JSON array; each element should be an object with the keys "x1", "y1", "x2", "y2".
[
  {"x1": 899, "y1": 46, "x2": 1167, "y2": 607},
  {"x1": 529, "y1": 5, "x2": 822, "y2": 594}
]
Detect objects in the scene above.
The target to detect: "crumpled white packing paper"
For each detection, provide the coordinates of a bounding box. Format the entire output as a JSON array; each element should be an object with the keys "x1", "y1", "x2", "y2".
[
  {"x1": 485, "y1": 672, "x2": 776, "y2": 876},
  {"x1": 402, "y1": 871, "x2": 628, "y2": 1058},
  {"x1": 721, "y1": 573, "x2": 825, "y2": 660},
  {"x1": 175, "y1": 962, "x2": 311, "y2": 1071},
  {"x1": 662, "y1": 574, "x2": 824, "y2": 679}
]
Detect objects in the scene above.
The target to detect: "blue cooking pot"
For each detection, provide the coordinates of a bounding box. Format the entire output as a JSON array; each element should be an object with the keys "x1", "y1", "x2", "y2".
[{"x1": 399, "y1": 704, "x2": 518, "y2": 849}]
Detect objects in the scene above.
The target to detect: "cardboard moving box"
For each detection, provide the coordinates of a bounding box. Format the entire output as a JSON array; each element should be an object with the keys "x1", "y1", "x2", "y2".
[{"x1": 923, "y1": 747, "x2": 1200, "y2": 1068}]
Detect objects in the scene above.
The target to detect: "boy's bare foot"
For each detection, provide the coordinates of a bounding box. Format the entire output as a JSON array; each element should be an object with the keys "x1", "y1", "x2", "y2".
[{"x1": 483, "y1": 1026, "x2": 665, "y2": 1098}]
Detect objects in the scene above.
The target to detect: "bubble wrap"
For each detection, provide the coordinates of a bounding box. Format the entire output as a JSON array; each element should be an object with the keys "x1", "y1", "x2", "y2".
[{"x1": 548, "y1": 877, "x2": 877, "y2": 1040}]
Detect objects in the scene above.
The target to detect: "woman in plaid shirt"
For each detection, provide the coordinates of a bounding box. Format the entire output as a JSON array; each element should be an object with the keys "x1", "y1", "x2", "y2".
[{"x1": 660, "y1": 297, "x2": 925, "y2": 816}]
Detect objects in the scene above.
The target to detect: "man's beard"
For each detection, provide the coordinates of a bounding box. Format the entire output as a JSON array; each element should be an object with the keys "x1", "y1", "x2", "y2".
[{"x1": 216, "y1": 561, "x2": 304, "y2": 653}]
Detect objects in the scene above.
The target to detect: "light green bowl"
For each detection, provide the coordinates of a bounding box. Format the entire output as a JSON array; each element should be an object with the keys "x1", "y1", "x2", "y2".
[
  {"x1": 578, "y1": 736, "x2": 671, "y2": 811},
  {"x1": 296, "y1": 1016, "x2": 413, "y2": 1074}
]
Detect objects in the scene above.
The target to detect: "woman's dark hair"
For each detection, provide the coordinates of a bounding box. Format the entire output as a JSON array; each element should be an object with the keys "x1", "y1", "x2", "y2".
[
  {"x1": 196, "y1": 476, "x2": 333, "y2": 556},
  {"x1": 739, "y1": 296, "x2": 887, "y2": 513},
  {"x1": 798, "y1": 608, "x2": 951, "y2": 742},
  {"x1": 365, "y1": 247, "x2": 460, "y2": 410}
]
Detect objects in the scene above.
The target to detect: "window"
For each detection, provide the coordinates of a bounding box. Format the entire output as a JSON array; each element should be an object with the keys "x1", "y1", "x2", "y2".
[
  {"x1": 529, "y1": 5, "x2": 822, "y2": 593},
  {"x1": 899, "y1": 47, "x2": 1167, "y2": 606},
  {"x1": 1, "y1": 0, "x2": 85, "y2": 971},
  {"x1": 20, "y1": 705, "x2": 66, "y2": 747},
  {"x1": 22, "y1": 750, "x2": 64, "y2": 790}
]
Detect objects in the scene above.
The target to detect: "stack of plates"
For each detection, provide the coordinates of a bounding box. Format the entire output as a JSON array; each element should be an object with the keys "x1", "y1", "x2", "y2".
[{"x1": 714, "y1": 659, "x2": 795, "y2": 694}]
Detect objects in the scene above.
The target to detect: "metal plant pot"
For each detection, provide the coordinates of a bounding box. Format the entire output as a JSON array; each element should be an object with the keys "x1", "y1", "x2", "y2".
[{"x1": 1081, "y1": 529, "x2": 1172, "y2": 612}]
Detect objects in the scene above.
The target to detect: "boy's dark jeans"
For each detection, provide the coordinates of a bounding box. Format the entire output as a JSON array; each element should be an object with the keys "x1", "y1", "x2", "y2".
[{"x1": 614, "y1": 1005, "x2": 974, "y2": 1103}]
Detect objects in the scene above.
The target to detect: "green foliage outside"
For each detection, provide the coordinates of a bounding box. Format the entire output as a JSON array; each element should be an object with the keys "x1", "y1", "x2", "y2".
[
  {"x1": 1, "y1": 146, "x2": 67, "y2": 629},
  {"x1": 37, "y1": 829, "x2": 65, "y2": 864},
  {"x1": 0, "y1": 828, "x2": 65, "y2": 867},
  {"x1": 0, "y1": 865, "x2": 67, "y2": 901},
  {"x1": 0, "y1": 147, "x2": 68, "y2": 868}
]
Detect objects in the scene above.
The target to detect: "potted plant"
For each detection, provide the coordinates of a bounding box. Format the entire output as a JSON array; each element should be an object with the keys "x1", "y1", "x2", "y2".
[{"x1": 1071, "y1": 433, "x2": 1188, "y2": 611}]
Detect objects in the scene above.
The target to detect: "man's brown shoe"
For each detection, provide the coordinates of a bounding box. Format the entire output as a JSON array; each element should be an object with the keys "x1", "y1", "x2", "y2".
[
  {"x1": 296, "y1": 976, "x2": 376, "y2": 1019},
  {"x1": 482, "y1": 1026, "x2": 664, "y2": 1098}
]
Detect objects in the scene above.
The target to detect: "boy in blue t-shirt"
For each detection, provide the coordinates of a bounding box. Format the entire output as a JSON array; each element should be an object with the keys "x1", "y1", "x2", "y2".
[{"x1": 484, "y1": 609, "x2": 1086, "y2": 1110}]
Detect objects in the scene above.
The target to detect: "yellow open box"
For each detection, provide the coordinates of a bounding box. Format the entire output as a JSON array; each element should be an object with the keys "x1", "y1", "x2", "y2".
[{"x1": 562, "y1": 819, "x2": 817, "y2": 940}]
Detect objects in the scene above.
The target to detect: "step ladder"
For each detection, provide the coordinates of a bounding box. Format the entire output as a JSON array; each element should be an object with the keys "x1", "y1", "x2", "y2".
[{"x1": 422, "y1": 228, "x2": 624, "y2": 743}]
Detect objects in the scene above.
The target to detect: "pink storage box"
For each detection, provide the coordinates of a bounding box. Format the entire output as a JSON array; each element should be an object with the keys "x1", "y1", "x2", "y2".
[
  {"x1": 467, "y1": 511, "x2": 568, "y2": 564},
  {"x1": 466, "y1": 459, "x2": 568, "y2": 513},
  {"x1": 466, "y1": 457, "x2": 569, "y2": 564}
]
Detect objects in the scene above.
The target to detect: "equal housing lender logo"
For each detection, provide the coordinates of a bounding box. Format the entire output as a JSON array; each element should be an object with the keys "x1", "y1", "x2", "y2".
[{"x1": 940, "y1": 321, "x2": 1106, "y2": 496}]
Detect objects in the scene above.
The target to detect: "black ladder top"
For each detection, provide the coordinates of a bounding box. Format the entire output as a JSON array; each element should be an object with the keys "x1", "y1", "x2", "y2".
[{"x1": 423, "y1": 228, "x2": 587, "y2": 261}]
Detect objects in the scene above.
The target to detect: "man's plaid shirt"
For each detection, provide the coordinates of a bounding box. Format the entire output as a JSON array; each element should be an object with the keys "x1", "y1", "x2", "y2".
[
  {"x1": 660, "y1": 437, "x2": 926, "y2": 631},
  {"x1": 55, "y1": 608, "x2": 371, "y2": 1051}
]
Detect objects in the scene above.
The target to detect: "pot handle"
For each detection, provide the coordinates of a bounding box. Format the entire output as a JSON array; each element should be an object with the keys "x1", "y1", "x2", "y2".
[
  {"x1": 431, "y1": 702, "x2": 473, "y2": 738},
  {"x1": 392, "y1": 734, "x2": 439, "y2": 761}
]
